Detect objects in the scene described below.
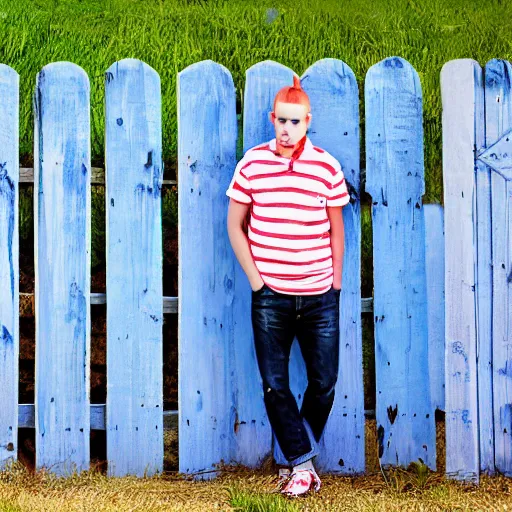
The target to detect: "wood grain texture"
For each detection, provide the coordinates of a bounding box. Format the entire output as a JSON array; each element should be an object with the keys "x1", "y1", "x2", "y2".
[
  {"x1": 366, "y1": 57, "x2": 435, "y2": 469},
  {"x1": 0, "y1": 64, "x2": 19, "y2": 469},
  {"x1": 441, "y1": 59, "x2": 481, "y2": 482},
  {"x1": 34, "y1": 62, "x2": 91, "y2": 475},
  {"x1": 475, "y1": 58, "x2": 499, "y2": 475},
  {"x1": 484, "y1": 58, "x2": 512, "y2": 475},
  {"x1": 424, "y1": 204, "x2": 445, "y2": 412},
  {"x1": 105, "y1": 59, "x2": 163, "y2": 477},
  {"x1": 177, "y1": 60, "x2": 238, "y2": 477}
]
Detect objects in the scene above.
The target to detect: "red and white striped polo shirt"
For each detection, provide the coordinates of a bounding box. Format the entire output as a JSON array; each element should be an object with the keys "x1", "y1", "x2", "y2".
[{"x1": 226, "y1": 136, "x2": 350, "y2": 296}]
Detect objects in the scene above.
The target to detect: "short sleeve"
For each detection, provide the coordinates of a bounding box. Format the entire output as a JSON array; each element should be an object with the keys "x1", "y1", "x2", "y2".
[
  {"x1": 226, "y1": 156, "x2": 252, "y2": 204},
  {"x1": 327, "y1": 162, "x2": 350, "y2": 207}
]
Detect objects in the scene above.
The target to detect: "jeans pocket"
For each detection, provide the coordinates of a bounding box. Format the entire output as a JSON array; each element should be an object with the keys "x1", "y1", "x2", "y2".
[
  {"x1": 331, "y1": 286, "x2": 341, "y2": 303},
  {"x1": 252, "y1": 283, "x2": 268, "y2": 296}
]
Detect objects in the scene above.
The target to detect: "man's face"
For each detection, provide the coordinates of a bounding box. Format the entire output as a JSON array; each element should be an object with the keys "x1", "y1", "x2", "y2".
[{"x1": 270, "y1": 102, "x2": 311, "y2": 148}]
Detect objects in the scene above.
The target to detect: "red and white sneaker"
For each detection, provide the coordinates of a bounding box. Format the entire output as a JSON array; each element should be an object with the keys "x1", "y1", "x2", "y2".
[{"x1": 280, "y1": 468, "x2": 321, "y2": 497}]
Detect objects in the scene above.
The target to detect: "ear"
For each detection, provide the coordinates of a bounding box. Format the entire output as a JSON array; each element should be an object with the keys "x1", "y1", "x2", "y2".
[
  {"x1": 269, "y1": 111, "x2": 275, "y2": 123},
  {"x1": 306, "y1": 113, "x2": 312, "y2": 126}
]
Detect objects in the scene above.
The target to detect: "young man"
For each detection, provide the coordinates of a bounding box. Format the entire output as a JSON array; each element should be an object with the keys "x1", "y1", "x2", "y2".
[{"x1": 226, "y1": 75, "x2": 350, "y2": 497}]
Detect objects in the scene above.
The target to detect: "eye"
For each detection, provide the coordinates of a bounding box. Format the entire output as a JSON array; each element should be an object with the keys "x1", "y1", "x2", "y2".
[{"x1": 291, "y1": 120, "x2": 300, "y2": 125}]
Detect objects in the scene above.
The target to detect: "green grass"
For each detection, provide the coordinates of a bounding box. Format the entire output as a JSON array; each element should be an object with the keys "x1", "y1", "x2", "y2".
[
  {"x1": 1, "y1": 0, "x2": 512, "y2": 204},
  {"x1": 0, "y1": 502, "x2": 22, "y2": 512},
  {"x1": 228, "y1": 485, "x2": 300, "y2": 512}
]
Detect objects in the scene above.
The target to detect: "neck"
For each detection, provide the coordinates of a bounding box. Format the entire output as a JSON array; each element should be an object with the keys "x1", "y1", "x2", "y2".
[{"x1": 275, "y1": 135, "x2": 307, "y2": 159}]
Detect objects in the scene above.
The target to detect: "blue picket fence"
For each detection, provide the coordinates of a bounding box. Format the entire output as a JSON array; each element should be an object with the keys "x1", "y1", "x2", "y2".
[
  {"x1": 0, "y1": 56, "x2": 510, "y2": 484},
  {"x1": 442, "y1": 58, "x2": 512, "y2": 481}
]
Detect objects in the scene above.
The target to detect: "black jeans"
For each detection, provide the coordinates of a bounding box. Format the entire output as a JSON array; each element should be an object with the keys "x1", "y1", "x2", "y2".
[{"x1": 251, "y1": 284, "x2": 340, "y2": 466}]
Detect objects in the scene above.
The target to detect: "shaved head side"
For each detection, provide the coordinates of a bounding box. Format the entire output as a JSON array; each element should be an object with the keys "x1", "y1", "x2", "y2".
[{"x1": 273, "y1": 75, "x2": 310, "y2": 112}]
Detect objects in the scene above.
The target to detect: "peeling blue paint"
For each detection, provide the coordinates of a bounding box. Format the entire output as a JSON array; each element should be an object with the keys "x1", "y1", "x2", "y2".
[
  {"x1": 0, "y1": 325, "x2": 13, "y2": 345},
  {"x1": 366, "y1": 56, "x2": 434, "y2": 469},
  {"x1": 0, "y1": 164, "x2": 15, "y2": 299},
  {"x1": 34, "y1": 63, "x2": 91, "y2": 476},
  {"x1": 498, "y1": 361, "x2": 512, "y2": 378},
  {"x1": 105, "y1": 58, "x2": 163, "y2": 477}
]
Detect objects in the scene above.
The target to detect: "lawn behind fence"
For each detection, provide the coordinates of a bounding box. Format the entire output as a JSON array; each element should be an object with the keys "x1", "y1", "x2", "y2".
[{"x1": 0, "y1": 0, "x2": 511, "y2": 203}]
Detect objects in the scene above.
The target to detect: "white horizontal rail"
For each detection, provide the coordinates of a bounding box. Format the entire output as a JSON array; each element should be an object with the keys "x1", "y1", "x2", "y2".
[
  {"x1": 20, "y1": 167, "x2": 176, "y2": 185},
  {"x1": 17, "y1": 404, "x2": 375, "y2": 430}
]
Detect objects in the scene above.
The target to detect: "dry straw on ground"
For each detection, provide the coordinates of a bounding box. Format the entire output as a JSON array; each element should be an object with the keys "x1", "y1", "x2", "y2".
[{"x1": 2, "y1": 420, "x2": 512, "y2": 511}]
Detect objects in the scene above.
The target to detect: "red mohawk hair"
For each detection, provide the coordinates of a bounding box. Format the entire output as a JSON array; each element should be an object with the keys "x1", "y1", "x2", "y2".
[{"x1": 273, "y1": 75, "x2": 310, "y2": 112}]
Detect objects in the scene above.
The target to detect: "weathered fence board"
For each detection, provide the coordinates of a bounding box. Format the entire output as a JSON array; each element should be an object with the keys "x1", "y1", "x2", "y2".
[
  {"x1": 34, "y1": 62, "x2": 91, "y2": 475},
  {"x1": 475, "y1": 58, "x2": 499, "y2": 475},
  {"x1": 366, "y1": 56, "x2": 435, "y2": 469},
  {"x1": 441, "y1": 58, "x2": 481, "y2": 482},
  {"x1": 474, "y1": 58, "x2": 496, "y2": 475},
  {"x1": 482, "y1": 58, "x2": 512, "y2": 476},
  {"x1": 0, "y1": 65, "x2": 19, "y2": 469},
  {"x1": 177, "y1": 60, "x2": 238, "y2": 476},
  {"x1": 424, "y1": 204, "x2": 445, "y2": 412},
  {"x1": 105, "y1": 59, "x2": 164, "y2": 477}
]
